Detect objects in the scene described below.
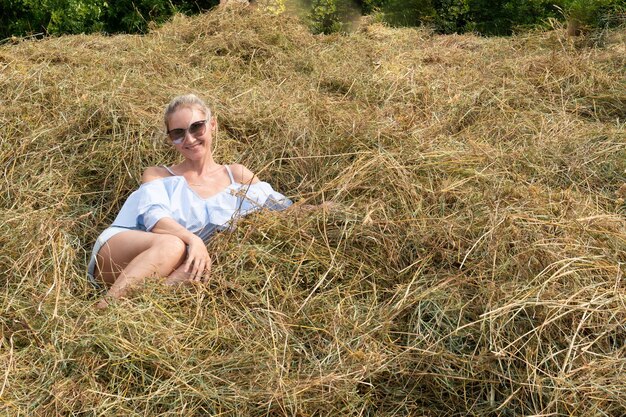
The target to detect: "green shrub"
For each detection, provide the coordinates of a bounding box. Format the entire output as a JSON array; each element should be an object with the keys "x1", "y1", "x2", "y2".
[
  {"x1": 103, "y1": 0, "x2": 175, "y2": 33},
  {"x1": 432, "y1": 0, "x2": 471, "y2": 33},
  {"x1": 0, "y1": 0, "x2": 219, "y2": 39},
  {"x1": 0, "y1": 0, "x2": 623, "y2": 39},
  {"x1": 369, "y1": 0, "x2": 623, "y2": 36},
  {"x1": 381, "y1": 0, "x2": 436, "y2": 27},
  {"x1": 468, "y1": 0, "x2": 560, "y2": 35},
  {"x1": 374, "y1": 0, "x2": 560, "y2": 35},
  {"x1": 354, "y1": 0, "x2": 386, "y2": 14},
  {"x1": 309, "y1": 0, "x2": 345, "y2": 34},
  {"x1": 563, "y1": 0, "x2": 625, "y2": 28},
  {"x1": 0, "y1": 0, "x2": 106, "y2": 37}
]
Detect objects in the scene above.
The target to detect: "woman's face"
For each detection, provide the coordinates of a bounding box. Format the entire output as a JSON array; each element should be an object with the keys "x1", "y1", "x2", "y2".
[{"x1": 166, "y1": 106, "x2": 216, "y2": 160}]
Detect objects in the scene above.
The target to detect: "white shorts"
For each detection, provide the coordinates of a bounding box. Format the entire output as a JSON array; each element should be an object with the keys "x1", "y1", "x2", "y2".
[{"x1": 87, "y1": 226, "x2": 137, "y2": 287}]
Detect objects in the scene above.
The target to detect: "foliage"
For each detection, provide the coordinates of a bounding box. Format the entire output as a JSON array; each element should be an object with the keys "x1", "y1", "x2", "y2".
[
  {"x1": 0, "y1": 0, "x2": 624, "y2": 38},
  {"x1": 375, "y1": 0, "x2": 624, "y2": 35},
  {"x1": 306, "y1": 0, "x2": 361, "y2": 34},
  {"x1": 308, "y1": 0, "x2": 345, "y2": 34},
  {"x1": 0, "y1": 0, "x2": 106, "y2": 37},
  {"x1": 261, "y1": 0, "x2": 287, "y2": 15},
  {"x1": 564, "y1": 0, "x2": 626, "y2": 27},
  {"x1": 377, "y1": 0, "x2": 562, "y2": 35},
  {"x1": 467, "y1": 0, "x2": 560, "y2": 35},
  {"x1": 103, "y1": 0, "x2": 174, "y2": 33},
  {"x1": 354, "y1": 0, "x2": 386, "y2": 14},
  {"x1": 431, "y1": 0, "x2": 471, "y2": 33},
  {"x1": 380, "y1": 0, "x2": 436, "y2": 27},
  {"x1": 0, "y1": 0, "x2": 219, "y2": 38}
]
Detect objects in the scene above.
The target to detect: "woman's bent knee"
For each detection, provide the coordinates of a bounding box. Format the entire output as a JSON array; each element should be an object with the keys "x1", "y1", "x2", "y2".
[{"x1": 153, "y1": 234, "x2": 187, "y2": 259}]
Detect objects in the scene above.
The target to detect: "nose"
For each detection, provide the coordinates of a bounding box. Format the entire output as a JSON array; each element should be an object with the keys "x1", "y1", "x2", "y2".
[{"x1": 182, "y1": 129, "x2": 196, "y2": 144}]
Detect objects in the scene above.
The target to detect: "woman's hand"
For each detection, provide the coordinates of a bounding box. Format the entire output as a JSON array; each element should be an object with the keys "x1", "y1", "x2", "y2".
[
  {"x1": 184, "y1": 235, "x2": 212, "y2": 282},
  {"x1": 151, "y1": 218, "x2": 212, "y2": 283}
]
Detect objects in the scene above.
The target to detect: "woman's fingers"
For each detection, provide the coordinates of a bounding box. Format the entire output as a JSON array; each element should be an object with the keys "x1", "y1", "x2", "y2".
[
  {"x1": 184, "y1": 256, "x2": 195, "y2": 273},
  {"x1": 184, "y1": 242, "x2": 210, "y2": 283},
  {"x1": 193, "y1": 260, "x2": 205, "y2": 281},
  {"x1": 202, "y1": 257, "x2": 212, "y2": 283},
  {"x1": 190, "y1": 256, "x2": 201, "y2": 280},
  {"x1": 185, "y1": 248, "x2": 199, "y2": 272}
]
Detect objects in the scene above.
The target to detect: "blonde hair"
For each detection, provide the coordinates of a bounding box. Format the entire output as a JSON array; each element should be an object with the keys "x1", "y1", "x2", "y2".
[{"x1": 163, "y1": 94, "x2": 212, "y2": 130}]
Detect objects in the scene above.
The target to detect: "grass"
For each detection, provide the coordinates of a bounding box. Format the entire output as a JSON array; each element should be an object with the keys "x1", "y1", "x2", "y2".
[{"x1": 1, "y1": 6, "x2": 625, "y2": 416}]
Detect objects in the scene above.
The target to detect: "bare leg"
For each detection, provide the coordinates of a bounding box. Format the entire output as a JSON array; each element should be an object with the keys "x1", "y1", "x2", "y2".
[{"x1": 94, "y1": 231, "x2": 187, "y2": 307}]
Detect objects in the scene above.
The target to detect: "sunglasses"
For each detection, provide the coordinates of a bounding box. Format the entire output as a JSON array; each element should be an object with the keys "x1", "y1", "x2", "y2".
[{"x1": 167, "y1": 119, "x2": 208, "y2": 144}]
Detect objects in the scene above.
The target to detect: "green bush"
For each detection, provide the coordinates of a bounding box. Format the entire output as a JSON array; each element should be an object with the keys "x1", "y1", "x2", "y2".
[
  {"x1": 564, "y1": 0, "x2": 626, "y2": 28},
  {"x1": 0, "y1": 0, "x2": 219, "y2": 39},
  {"x1": 0, "y1": 0, "x2": 106, "y2": 37},
  {"x1": 432, "y1": 0, "x2": 471, "y2": 33},
  {"x1": 377, "y1": 0, "x2": 561, "y2": 35},
  {"x1": 0, "y1": 0, "x2": 623, "y2": 39},
  {"x1": 309, "y1": 0, "x2": 341, "y2": 34},
  {"x1": 381, "y1": 0, "x2": 436, "y2": 27},
  {"x1": 309, "y1": 0, "x2": 354, "y2": 34},
  {"x1": 354, "y1": 0, "x2": 386, "y2": 14},
  {"x1": 467, "y1": 0, "x2": 560, "y2": 35},
  {"x1": 103, "y1": 0, "x2": 175, "y2": 33},
  {"x1": 370, "y1": 0, "x2": 622, "y2": 35}
]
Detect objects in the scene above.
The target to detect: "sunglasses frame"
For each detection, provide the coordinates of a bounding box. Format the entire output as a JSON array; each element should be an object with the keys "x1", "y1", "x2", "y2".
[{"x1": 167, "y1": 119, "x2": 208, "y2": 145}]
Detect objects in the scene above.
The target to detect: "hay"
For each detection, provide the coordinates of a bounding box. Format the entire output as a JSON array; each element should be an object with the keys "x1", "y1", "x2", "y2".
[{"x1": 1, "y1": 7, "x2": 625, "y2": 415}]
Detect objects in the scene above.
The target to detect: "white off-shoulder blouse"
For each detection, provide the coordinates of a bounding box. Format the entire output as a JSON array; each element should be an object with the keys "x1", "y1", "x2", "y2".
[
  {"x1": 111, "y1": 165, "x2": 291, "y2": 241},
  {"x1": 87, "y1": 165, "x2": 291, "y2": 282}
]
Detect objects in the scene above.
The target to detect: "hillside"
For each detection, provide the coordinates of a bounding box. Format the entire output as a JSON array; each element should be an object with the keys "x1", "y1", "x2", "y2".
[{"x1": 1, "y1": 7, "x2": 625, "y2": 416}]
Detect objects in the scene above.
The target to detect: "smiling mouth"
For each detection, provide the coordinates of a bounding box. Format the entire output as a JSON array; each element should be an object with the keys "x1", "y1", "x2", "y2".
[{"x1": 185, "y1": 142, "x2": 202, "y2": 149}]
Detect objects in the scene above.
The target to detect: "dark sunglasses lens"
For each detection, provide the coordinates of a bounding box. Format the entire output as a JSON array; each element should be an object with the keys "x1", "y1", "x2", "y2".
[
  {"x1": 189, "y1": 121, "x2": 206, "y2": 135},
  {"x1": 169, "y1": 129, "x2": 185, "y2": 142}
]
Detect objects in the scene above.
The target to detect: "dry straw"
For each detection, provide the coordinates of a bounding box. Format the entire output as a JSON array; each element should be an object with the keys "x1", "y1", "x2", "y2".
[{"x1": 1, "y1": 7, "x2": 625, "y2": 416}]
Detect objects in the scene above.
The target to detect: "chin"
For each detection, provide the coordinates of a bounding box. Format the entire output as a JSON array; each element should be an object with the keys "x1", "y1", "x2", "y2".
[{"x1": 183, "y1": 146, "x2": 210, "y2": 160}]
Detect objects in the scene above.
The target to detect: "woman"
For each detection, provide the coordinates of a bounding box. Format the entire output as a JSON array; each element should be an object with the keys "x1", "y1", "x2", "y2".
[{"x1": 89, "y1": 94, "x2": 291, "y2": 308}]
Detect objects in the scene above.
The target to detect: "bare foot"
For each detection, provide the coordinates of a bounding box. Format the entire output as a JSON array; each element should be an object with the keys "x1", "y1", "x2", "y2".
[
  {"x1": 164, "y1": 273, "x2": 195, "y2": 286},
  {"x1": 164, "y1": 268, "x2": 201, "y2": 286},
  {"x1": 95, "y1": 297, "x2": 110, "y2": 310}
]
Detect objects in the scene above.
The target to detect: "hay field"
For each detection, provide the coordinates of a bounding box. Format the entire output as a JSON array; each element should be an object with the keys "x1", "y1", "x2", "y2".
[{"x1": 1, "y1": 7, "x2": 625, "y2": 416}]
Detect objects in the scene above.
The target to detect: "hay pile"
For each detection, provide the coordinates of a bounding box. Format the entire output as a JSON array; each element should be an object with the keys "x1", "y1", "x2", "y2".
[{"x1": 1, "y1": 7, "x2": 625, "y2": 415}]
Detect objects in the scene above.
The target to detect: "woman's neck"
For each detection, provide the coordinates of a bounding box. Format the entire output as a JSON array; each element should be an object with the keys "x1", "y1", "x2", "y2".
[{"x1": 179, "y1": 156, "x2": 220, "y2": 177}]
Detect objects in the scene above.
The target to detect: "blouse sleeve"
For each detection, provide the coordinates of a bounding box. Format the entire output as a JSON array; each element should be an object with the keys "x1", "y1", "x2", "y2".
[
  {"x1": 237, "y1": 181, "x2": 293, "y2": 213},
  {"x1": 136, "y1": 180, "x2": 174, "y2": 232}
]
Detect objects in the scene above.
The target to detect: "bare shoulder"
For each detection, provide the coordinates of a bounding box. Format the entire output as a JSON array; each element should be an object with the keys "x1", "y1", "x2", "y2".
[
  {"x1": 142, "y1": 166, "x2": 172, "y2": 184},
  {"x1": 228, "y1": 164, "x2": 260, "y2": 184}
]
